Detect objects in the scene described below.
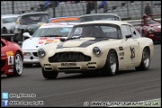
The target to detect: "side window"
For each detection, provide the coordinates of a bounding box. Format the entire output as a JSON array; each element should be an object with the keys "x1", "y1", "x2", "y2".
[
  {"x1": 130, "y1": 26, "x2": 140, "y2": 38},
  {"x1": 121, "y1": 25, "x2": 132, "y2": 38}
]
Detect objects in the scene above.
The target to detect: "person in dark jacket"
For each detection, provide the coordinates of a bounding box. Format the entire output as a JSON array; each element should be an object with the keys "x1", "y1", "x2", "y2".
[
  {"x1": 144, "y1": 3, "x2": 152, "y2": 16},
  {"x1": 86, "y1": 1, "x2": 95, "y2": 14},
  {"x1": 98, "y1": 0, "x2": 108, "y2": 13}
]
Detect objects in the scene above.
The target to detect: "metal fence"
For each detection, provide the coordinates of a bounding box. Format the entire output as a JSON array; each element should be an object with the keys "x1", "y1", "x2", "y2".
[{"x1": 1, "y1": 1, "x2": 161, "y2": 19}]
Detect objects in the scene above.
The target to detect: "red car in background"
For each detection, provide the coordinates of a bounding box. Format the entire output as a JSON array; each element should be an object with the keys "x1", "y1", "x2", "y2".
[
  {"x1": 1, "y1": 34, "x2": 24, "y2": 77},
  {"x1": 135, "y1": 15, "x2": 161, "y2": 44}
]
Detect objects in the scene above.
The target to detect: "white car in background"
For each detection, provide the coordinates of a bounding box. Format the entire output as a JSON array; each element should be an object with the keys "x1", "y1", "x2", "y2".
[
  {"x1": 1, "y1": 14, "x2": 19, "y2": 33},
  {"x1": 22, "y1": 22, "x2": 78, "y2": 67}
]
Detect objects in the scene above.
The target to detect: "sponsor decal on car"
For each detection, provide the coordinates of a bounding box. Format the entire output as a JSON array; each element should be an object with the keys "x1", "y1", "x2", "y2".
[
  {"x1": 38, "y1": 38, "x2": 60, "y2": 44},
  {"x1": 6, "y1": 51, "x2": 13, "y2": 56},
  {"x1": 6, "y1": 51, "x2": 14, "y2": 65}
]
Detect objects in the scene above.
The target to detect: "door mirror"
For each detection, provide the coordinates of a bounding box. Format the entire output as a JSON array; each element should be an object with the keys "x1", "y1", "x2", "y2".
[
  {"x1": 125, "y1": 34, "x2": 132, "y2": 39},
  {"x1": 60, "y1": 38, "x2": 66, "y2": 42},
  {"x1": 23, "y1": 32, "x2": 32, "y2": 38}
]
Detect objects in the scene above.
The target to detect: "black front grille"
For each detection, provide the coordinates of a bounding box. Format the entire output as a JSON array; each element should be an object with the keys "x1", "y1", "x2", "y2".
[
  {"x1": 155, "y1": 32, "x2": 161, "y2": 37},
  {"x1": 33, "y1": 52, "x2": 38, "y2": 57},
  {"x1": 1, "y1": 59, "x2": 6, "y2": 68},
  {"x1": 49, "y1": 52, "x2": 91, "y2": 62}
]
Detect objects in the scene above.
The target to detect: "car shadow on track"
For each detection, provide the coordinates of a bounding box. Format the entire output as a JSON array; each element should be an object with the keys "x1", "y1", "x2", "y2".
[
  {"x1": 23, "y1": 64, "x2": 41, "y2": 68},
  {"x1": 53, "y1": 69, "x2": 152, "y2": 80},
  {"x1": 1, "y1": 75, "x2": 22, "y2": 79}
]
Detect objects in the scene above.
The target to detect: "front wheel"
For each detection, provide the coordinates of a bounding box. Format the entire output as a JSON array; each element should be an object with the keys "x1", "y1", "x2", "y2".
[
  {"x1": 102, "y1": 50, "x2": 118, "y2": 76},
  {"x1": 42, "y1": 68, "x2": 58, "y2": 79},
  {"x1": 7, "y1": 52, "x2": 23, "y2": 77},
  {"x1": 14, "y1": 52, "x2": 23, "y2": 76},
  {"x1": 135, "y1": 47, "x2": 150, "y2": 71}
]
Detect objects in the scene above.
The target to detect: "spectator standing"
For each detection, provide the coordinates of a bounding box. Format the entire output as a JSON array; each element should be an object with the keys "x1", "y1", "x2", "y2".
[
  {"x1": 144, "y1": 3, "x2": 152, "y2": 16},
  {"x1": 86, "y1": 1, "x2": 95, "y2": 14},
  {"x1": 98, "y1": 0, "x2": 108, "y2": 13}
]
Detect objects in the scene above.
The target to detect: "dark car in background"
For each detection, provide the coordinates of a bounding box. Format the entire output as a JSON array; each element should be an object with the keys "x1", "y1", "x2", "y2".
[
  {"x1": 78, "y1": 13, "x2": 121, "y2": 22},
  {"x1": 14, "y1": 12, "x2": 49, "y2": 44}
]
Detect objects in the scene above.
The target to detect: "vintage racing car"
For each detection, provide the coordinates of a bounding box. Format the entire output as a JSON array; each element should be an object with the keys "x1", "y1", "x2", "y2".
[
  {"x1": 38, "y1": 20, "x2": 154, "y2": 79},
  {"x1": 135, "y1": 15, "x2": 161, "y2": 43},
  {"x1": 22, "y1": 22, "x2": 77, "y2": 67},
  {"x1": 1, "y1": 34, "x2": 24, "y2": 77},
  {"x1": 14, "y1": 12, "x2": 49, "y2": 43}
]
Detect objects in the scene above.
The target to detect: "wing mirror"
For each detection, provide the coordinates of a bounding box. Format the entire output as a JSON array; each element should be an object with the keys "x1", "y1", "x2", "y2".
[
  {"x1": 125, "y1": 34, "x2": 132, "y2": 40},
  {"x1": 23, "y1": 32, "x2": 32, "y2": 41},
  {"x1": 23, "y1": 32, "x2": 32, "y2": 38}
]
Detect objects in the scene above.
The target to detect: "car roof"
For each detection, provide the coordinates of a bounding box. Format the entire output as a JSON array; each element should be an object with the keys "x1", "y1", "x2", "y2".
[
  {"x1": 74, "y1": 20, "x2": 132, "y2": 26},
  {"x1": 39, "y1": 22, "x2": 78, "y2": 29},
  {"x1": 50, "y1": 16, "x2": 79, "y2": 20},
  {"x1": 79, "y1": 13, "x2": 119, "y2": 18},
  {"x1": 1, "y1": 14, "x2": 20, "y2": 18},
  {"x1": 18, "y1": 12, "x2": 48, "y2": 16}
]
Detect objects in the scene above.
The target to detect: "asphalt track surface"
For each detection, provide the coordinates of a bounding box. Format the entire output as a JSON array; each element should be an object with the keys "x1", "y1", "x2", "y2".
[{"x1": 1, "y1": 44, "x2": 161, "y2": 107}]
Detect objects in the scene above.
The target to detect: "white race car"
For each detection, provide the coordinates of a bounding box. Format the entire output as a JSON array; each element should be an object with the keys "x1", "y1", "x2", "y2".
[
  {"x1": 22, "y1": 22, "x2": 77, "y2": 67},
  {"x1": 38, "y1": 20, "x2": 154, "y2": 79}
]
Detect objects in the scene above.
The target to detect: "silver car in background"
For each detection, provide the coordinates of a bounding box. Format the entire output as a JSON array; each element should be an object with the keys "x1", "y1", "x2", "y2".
[{"x1": 1, "y1": 14, "x2": 19, "y2": 33}]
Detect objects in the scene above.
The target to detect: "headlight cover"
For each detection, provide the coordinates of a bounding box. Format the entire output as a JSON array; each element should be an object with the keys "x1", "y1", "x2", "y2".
[
  {"x1": 37, "y1": 48, "x2": 46, "y2": 58},
  {"x1": 93, "y1": 47, "x2": 101, "y2": 56},
  {"x1": 148, "y1": 28, "x2": 154, "y2": 34}
]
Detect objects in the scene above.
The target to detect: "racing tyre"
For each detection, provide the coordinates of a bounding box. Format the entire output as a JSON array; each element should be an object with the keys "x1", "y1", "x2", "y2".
[
  {"x1": 8, "y1": 52, "x2": 23, "y2": 77},
  {"x1": 102, "y1": 50, "x2": 118, "y2": 76},
  {"x1": 42, "y1": 68, "x2": 58, "y2": 79},
  {"x1": 135, "y1": 47, "x2": 150, "y2": 71}
]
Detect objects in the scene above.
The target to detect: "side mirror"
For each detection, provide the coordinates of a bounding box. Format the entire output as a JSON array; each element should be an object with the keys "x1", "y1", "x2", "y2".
[
  {"x1": 60, "y1": 38, "x2": 66, "y2": 42},
  {"x1": 125, "y1": 34, "x2": 132, "y2": 40},
  {"x1": 23, "y1": 32, "x2": 32, "y2": 38}
]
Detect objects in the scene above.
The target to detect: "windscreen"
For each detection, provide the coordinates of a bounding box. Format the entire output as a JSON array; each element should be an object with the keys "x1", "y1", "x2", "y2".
[
  {"x1": 21, "y1": 14, "x2": 48, "y2": 25},
  {"x1": 2, "y1": 17, "x2": 17, "y2": 23},
  {"x1": 69, "y1": 24, "x2": 122, "y2": 39},
  {"x1": 79, "y1": 15, "x2": 120, "y2": 22},
  {"x1": 33, "y1": 27, "x2": 72, "y2": 37}
]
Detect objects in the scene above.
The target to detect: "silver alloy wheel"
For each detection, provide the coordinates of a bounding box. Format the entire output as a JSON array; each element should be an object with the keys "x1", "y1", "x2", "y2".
[
  {"x1": 15, "y1": 54, "x2": 23, "y2": 75},
  {"x1": 143, "y1": 49, "x2": 150, "y2": 68},
  {"x1": 110, "y1": 54, "x2": 117, "y2": 74}
]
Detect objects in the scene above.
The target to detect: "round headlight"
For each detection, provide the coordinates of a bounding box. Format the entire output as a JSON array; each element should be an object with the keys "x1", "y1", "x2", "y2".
[
  {"x1": 37, "y1": 48, "x2": 46, "y2": 58},
  {"x1": 148, "y1": 28, "x2": 154, "y2": 34},
  {"x1": 93, "y1": 47, "x2": 101, "y2": 56}
]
